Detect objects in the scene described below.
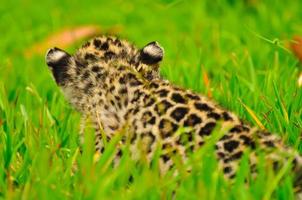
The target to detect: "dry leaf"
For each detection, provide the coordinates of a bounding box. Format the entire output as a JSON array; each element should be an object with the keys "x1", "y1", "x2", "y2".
[
  {"x1": 289, "y1": 36, "x2": 302, "y2": 88},
  {"x1": 25, "y1": 25, "x2": 122, "y2": 58},
  {"x1": 202, "y1": 69, "x2": 212, "y2": 98},
  {"x1": 290, "y1": 36, "x2": 302, "y2": 63}
]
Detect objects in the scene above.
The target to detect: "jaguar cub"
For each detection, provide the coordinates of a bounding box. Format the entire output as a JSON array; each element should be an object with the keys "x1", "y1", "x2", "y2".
[{"x1": 46, "y1": 35, "x2": 302, "y2": 187}]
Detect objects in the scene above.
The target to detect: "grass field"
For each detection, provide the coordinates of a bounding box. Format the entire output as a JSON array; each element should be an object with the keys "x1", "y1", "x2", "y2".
[{"x1": 1, "y1": 0, "x2": 302, "y2": 199}]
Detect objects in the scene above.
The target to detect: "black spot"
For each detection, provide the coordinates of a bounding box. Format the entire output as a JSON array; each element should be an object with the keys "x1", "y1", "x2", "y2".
[
  {"x1": 75, "y1": 59, "x2": 86, "y2": 68},
  {"x1": 149, "y1": 82, "x2": 159, "y2": 88},
  {"x1": 170, "y1": 107, "x2": 189, "y2": 121},
  {"x1": 148, "y1": 132, "x2": 156, "y2": 143},
  {"x1": 118, "y1": 65, "x2": 126, "y2": 71},
  {"x1": 128, "y1": 175, "x2": 134, "y2": 183},
  {"x1": 100, "y1": 147, "x2": 105, "y2": 153},
  {"x1": 117, "y1": 102, "x2": 122, "y2": 109},
  {"x1": 257, "y1": 131, "x2": 270, "y2": 137},
  {"x1": 239, "y1": 135, "x2": 256, "y2": 149},
  {"x1": 292, "y1": 158, "x2": 298, "y2": 170},
  {"x1": 84, "y1": 53, "x2": 97, "y2": 61},
  {"x1": 113, "y1": 38, "x2": 122, "y2": 47},
  {"x1": 95, "y1": 133, "x2": 102, "y2": 139},
  {"x1": 123, "y1": 98, "x2": 128, "y2": 107},
  {"x1": 223, "y1": 140, "x2": 240, "y2": 153},
  {"x1": 220, "y1": 134, "x2": 232, "y2": 141},
  {"x1": 82, "y1": 41, "x2": 90, "y2": 48},
  {"x1": 96, "y1": 70, "x2": 108, "y2": 79},
  {"x1": 100, "y1": 42, "x2": 109, "y2": 50},
  {"x1": 171, "y1": 93, "x2": 186, "y2": 104},
  {"x1": 132, "y1": 90, "x2": 141, "y2": 102},
  {"x1": 93, "y1": 39, "x2": 102, "y2": 48},
  {"x1": 194, "y1": 102, "x2": 213, "y2": 112},
  {"x1": 130, "y1": 79, "x2": 143, "y2": 86},
  {"x1": 133, "y1": 107, "x2": 140, "y2": 114},
  {"x1": 157, "y1": 89, "x2": 169, "y2": 97},
  {"x1": 251, "y1": 164, "x2": 257, "y2": 173},
  {"x1": 223, "y1": 166, "x2": 232, "y2": 174},
  {"x1": 91, "y1": 65, "x2": 100, "y2": 72},
  {"x1": 183, "y1": 114, "x2": 202, "y2": 126},
  {"x1": 224, "y1": 152, "x2": 243, "y2": 163},
  {"x1": 119, "y1": 76, "x2": 126, "y2": 84},
  {"x1": 273, "y1": 161, "x2": 280, "y2": 171},
  {"x1": 104, "y1": 51, "x2": 115, "y2": 60},
  {"x1": 124, "y1": 108, "x2": 132, "y2": 119},
  {"x1": 113, "y1": 113, "x2": 120, "y2": 122},
  {"x1": 119, "y1": 88, "x2": 128, "y2": 95},
  {"x1": 84, "y1": 82, "x2": 93, "y2": 93},
  {"x1": 148, "y1": 116, "x2": 156, "y2": 125},
  {"x1": 230, "y1": 126, "x2": 243, "y2": 133},
  {"x1": 161, "y1": 154, "x2": 170, "y2": 163},
  {"x1": 222, "y1": 111, "x2": 233, "y2": 121},
  {"x1": 102, "y1": 83, "x2": 108, "y2": 90},
  {"x1": 143, "y1": 94, "x2": 150, "y2": 102},
  {"x1": 109, "y1": 86, "x2": 115, "y2": 92},
  {"x1": 186, "y1": 131, "x2": 194, "y2": 142},
  {"x1": 132, "y1": 90, "x2": 144, "y2": 104},
  {"x1": 229, "y1": 174, "x2": 236, "y2": 179},
  {"x1": 130, "y1": 132, "x2": 137, "y2": 143},
  {"x1": 186, "y1": 93, "x2": 200, "y2": 100},
  {"x1": 145, "y1": 98, "x2": 156, "y2": 107},
  {"x1": 174, "y1": 86, "x2": 182, "y2": 91},
  {"x1": 263, "y1": 140, "x2": 275, "y2": 148},
  {"x1": 82, "y1": 71, "x2": 90, "y2": 80},
  {"x1": 126, "y1": 73, "x2": 142, "y2": 86},
  {"x1": 242, "y1": 125, "x2": 250, "y2": 132},
  {"x1": 230, "y1": 151, "x2": 243, "y2": 160},
  {"x1": 75, "y1": 67, "x2": 82, "y2": 75},
  {"x1": 217, "y1": 152, "x2": 225, "y2": 158},
  {"x1": 207, "y1": 112, "x2": 221, "y2": 120},
  {"x1": 199, "y1": 122, "x2": 216, "y2": 136},
  {"x1": 116, "y1": 149, "x2": 123, "y2": 157}
]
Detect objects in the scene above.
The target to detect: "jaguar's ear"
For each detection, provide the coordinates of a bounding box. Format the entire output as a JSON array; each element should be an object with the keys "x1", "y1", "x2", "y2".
[
  {"x1": 46, "y1": 47, "x2": 71, "y2": 67},
  {"x1": 45, "y1": 47, "x2": 73, "y2": 85},
  {"x1": 139, "y1": 41, "x2": 164, "y2": 65}
]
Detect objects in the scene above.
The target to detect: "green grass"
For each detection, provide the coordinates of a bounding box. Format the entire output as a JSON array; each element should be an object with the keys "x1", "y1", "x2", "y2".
[{"x1": 0, "y1": 0, "x2": 302, "y2": 199}]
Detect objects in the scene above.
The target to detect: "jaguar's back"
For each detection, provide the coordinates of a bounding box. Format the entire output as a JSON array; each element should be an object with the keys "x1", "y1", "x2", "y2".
[{"x1": 45, "y1": 35, "x2": 302, "y2": 188}]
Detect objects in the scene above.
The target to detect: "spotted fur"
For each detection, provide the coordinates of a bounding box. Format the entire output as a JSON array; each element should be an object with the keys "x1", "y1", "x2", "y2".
[{"x1": 46, "y1": 35, "x2": 302, "y2": 188}]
